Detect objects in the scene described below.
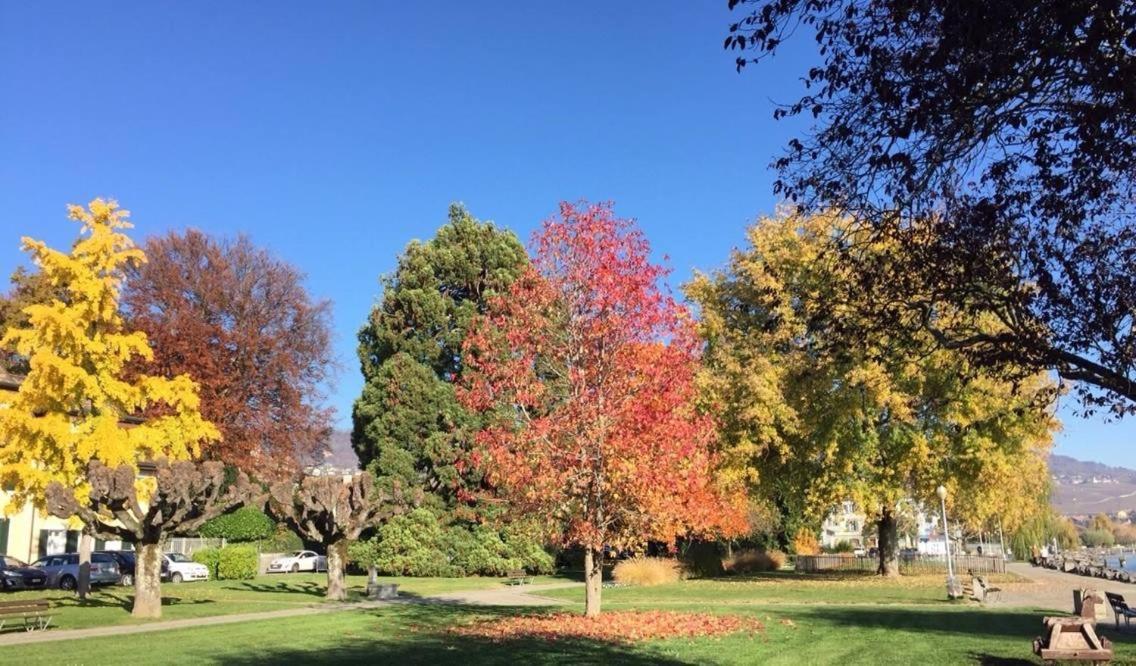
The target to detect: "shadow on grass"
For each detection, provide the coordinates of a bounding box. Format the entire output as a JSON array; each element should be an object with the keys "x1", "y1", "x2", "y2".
[
  {"x1": 218, "y1": 603, "x2": 689, "y2": 666},
  {"x1": 234, "y1": 580, "x2": 330, "y2": 597},
  {"x1": 48, "y1": 589, "x2": 215, "y2": 612},
  {"x1": 799, "y1": 604, "x2": 1136, "y2": 648}
]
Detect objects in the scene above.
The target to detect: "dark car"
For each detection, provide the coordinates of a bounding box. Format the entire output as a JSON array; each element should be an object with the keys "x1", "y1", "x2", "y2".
[
  {"x1": 0, "y1": 555, "x2": 48, "y2": 591},
  {"x1": 96, "y1": 550, "x2": 169, "y2": 586}
]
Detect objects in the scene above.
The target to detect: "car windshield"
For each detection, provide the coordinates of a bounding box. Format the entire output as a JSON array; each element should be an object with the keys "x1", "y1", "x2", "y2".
[
  {"x1": 166, "y1": 553, "x2": 192, "y2": 563},
  {"x1": 290, "y1": 551, "x2": 306, "y2": 557},
  {"x1": 92, "y1": 553, "x2": 115, "y2": 563},
  {"x1": 1, "y1": 556, "x2": 26, "y2": 568}
]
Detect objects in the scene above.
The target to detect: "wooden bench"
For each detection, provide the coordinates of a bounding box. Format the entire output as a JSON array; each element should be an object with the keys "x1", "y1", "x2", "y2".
[
  {"x1": 0, "y1": 599, "x2": 53, "y2": 632},
  {"x1": 974, "y1": 575, "x2": 1001, "y2": 603},
  {"x1": 1105, "y1": 592, "x2": 1136, "y2": 631},
  {"x1": 504, "y1": 569, "x2": 531, "y2": 586},
  {"x1": 1033, "y1": 616, "x2": 1113, "y2": 665}
]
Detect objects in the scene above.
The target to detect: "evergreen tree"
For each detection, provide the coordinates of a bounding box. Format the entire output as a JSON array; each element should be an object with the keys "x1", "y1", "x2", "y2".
[{"x1": 352, "y1": 204, "x2": 527, "y2": 520}]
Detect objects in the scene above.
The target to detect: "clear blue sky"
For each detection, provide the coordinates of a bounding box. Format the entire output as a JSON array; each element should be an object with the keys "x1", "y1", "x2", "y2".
[{"x1": 1, "y1": 2, "x2": 1130, "y2": 466}]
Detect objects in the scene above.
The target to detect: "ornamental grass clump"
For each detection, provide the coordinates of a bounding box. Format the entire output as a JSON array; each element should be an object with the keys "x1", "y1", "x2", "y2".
[
  {"x1": 722, "y1": 548, "x2": 786, "y2": 574},
  {"x1": 612, "y1": 557, "x2": 682, "y2": 587}
]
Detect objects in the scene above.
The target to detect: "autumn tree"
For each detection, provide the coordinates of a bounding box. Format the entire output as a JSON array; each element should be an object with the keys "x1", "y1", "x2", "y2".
[
  {"x1": 46, "y1": 460, "x2": 254, "y2": 618},
  {"x1": 726, "y1": 0, "x2": 1136, "y2": 416},
  {"x1": 688, "y1": 211, "x2": 1057, "y2": 576},
  {"x1": 266, "y1": 474, "x2": 399, "y2": 601},
  {"x1": 0, "y1": 267, "x2": 57, "y2": 374},
  {"x1": 122, "y1": 229, "x2": 335, "y2": 478},
  {"x1": 0, "y1": 200, "x2": 219, "y2": 597},
  {"x1": 461, "y1": 201, "x2": 746, "y2": 617}
]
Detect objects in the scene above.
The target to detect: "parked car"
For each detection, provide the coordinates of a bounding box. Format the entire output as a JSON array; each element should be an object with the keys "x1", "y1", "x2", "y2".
[
  {"x1": 96, "y1": 550, "x2": 171, "y2": 586},
  {"x1": 31, "y1": 553, "x2": 120, "y2": 590},
  {"x1": 267, "y1": 550, "x2": 327, "y2": 574},
  {"x1": 163, "y1": 553, "x2": 210, "y2": 583},
  {"x1": 0, "y1": 556, "x2": 48, "y2": 591}
]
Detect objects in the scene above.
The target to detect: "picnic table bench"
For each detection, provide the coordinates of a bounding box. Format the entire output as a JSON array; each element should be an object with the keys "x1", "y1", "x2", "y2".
[
  {"x1": 1032, "y1": 616, "x2": 1112, "y2": 665},
  {"x1": 504, "y1": 569, "x2": 531, "y2": 586},
  {"x1": 1105, "y1": 592, "x2": 1136, "y2": 631},
  {"x1": 0, "y1": 599, "x2": 53, "y2": 633}
]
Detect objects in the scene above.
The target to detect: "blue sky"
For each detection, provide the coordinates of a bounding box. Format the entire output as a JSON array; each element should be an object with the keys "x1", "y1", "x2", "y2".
[{"x1": 0, "y1": 2, "x2": 1130, "y2": 466}]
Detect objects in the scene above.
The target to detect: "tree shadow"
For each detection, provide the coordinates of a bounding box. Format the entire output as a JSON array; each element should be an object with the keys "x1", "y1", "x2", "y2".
[
  {"x1": 218, "y1": 603, "x2": 688, "y2": 666},
  {"x1": 233, "y1": 580, "x2": 331, "y2": 597}
]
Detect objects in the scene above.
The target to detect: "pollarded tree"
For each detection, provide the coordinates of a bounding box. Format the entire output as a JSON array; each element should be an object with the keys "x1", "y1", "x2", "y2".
[
  {"x1": 45, "y1": 460, "x2": 254, "y2": 618},
  {"x1": 0, "y1": 200, "x2": 219, "y2": 597},
  {"x1": 688, "y1": 211, "x2": 1057, "y2": 576},
  {"x1": 123, "y1": 229, "x2": 335, "y2": 478},
  {"x1": 460, "y1": 201, "x2": 747, "y2": 617},
  {"x1": 266, "y1": 474, "x2": 400, "y2": 601}
]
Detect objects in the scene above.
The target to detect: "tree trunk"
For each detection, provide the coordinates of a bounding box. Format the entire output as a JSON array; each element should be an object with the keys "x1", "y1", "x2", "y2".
[
  {"x1": 132, "y1": 541, "x2": 164, "y2": 619},
  {"x1": 584, "y1": 546, "x2": 603, "y2": 618},
  {"x1": 326, "y1": 539, "x2": 347, "y2": 602},
  {"x1": 77, "y1": 531, "x2": 93, "y2": 599},
  {"x1": 877, "y1": 510, "x2": 900, "y2": 578}
]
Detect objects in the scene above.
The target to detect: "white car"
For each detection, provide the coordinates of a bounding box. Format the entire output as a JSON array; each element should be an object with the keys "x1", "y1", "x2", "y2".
[
  {"x1": 267, "y1": 550, "x2": 328, "y2": 574},
  {"x1": 164, "y1": 553, "x2": 210, "y2": 583}
]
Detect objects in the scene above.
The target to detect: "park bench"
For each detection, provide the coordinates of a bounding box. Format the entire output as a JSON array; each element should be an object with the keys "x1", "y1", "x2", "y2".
[
  {"x1": 1105, "y1": 592, "x2": 1136, "y2": 631},
  {"x1": 504, "y1": 569, "x2": 531, "y2": 586},
  {"x1": 974, "y1": 575, "x2": 1001, "y2": 603},
  {"x1": 0, "y1": 599, "x2": 53, "y2": 633}
]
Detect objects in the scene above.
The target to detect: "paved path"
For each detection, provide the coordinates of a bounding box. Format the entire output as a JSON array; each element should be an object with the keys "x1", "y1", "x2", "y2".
[
  {"x1": 399, "y1": 582, "x2": 580, "y2": 607},
  {"x1": 0, "y1": 582, "x2": 581, "y2": 646},
  {"x1": 993, "y1": 562, "x2": 1136, "y2": 611}
]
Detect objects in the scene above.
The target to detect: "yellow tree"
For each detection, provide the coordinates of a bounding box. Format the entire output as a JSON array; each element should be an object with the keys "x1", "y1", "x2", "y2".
[
  {"x1": 688, "y1": 210, "x2": 1058, "y2": 576},
  {"x1": 0, "y1": 199, "x2": 218, "y2": 596}
]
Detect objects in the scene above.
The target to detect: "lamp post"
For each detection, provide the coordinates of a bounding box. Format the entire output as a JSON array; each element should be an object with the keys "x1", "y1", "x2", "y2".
[{"x1": 937, "y1": 485, "x2": 959, "y2": 598}]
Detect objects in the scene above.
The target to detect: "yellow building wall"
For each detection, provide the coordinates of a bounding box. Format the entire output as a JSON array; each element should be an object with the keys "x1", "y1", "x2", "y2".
[{"x1": 1, "y1": 493, "x2": 73, "y2": 563}]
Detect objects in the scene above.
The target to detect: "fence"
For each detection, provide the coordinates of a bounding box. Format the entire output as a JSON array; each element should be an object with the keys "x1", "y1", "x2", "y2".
[
  {"x1": 795, "y1": 553, "x2": 1005, "y2": 574},
  {"x1": 165, "y1": 537, "x2": 224, "y2": 556}
]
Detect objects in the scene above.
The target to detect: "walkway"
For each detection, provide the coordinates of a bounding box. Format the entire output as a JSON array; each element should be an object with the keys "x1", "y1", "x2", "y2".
[
  {"x1": 0, "y1": 581, "x2": 580, "y2": 646},
  {"x1": 993, "y1": 562, "x2": 1136, "y2": 610}
]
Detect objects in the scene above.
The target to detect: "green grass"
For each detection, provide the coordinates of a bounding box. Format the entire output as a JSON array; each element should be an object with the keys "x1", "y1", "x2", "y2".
[
  {"x1": 542, "y1": 571, "x2": 1025, "y2": 606},
  {"x1": 3, "y1": 571, "x2": 1134, "y2": 665},
  {"x1": 0, "y1": 573, "x2": 542, "y2": 630}
]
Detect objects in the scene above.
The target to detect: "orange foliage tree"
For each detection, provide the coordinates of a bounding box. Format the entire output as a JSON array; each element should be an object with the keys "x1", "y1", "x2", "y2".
[{"x1": 460, "y1": 201, "x2": 745, "y2": 617}]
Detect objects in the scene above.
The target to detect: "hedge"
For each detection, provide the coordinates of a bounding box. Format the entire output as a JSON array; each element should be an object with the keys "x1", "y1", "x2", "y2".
[{"x1": 193, "y1": 545, "x2": 259, "y2": 580}]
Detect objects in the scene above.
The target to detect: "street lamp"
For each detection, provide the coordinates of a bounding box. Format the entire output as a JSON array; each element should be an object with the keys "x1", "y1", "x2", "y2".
[{"x1": 937, "y1": 485, "x2": 960, "y2": 598}]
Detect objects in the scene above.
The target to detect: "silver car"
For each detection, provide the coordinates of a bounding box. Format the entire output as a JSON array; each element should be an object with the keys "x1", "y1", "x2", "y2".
[{"x1": 31, "y1": 553, "x2": 120, "y2": 590}]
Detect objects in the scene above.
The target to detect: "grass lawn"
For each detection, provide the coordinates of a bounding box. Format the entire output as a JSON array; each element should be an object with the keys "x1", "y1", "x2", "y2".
[
  {"x1": 3, "y1": 570, "x2": 1134, "y2": 664},
  {"x1": 0, "y1": 573, "x2": 553, "y2": 630}
]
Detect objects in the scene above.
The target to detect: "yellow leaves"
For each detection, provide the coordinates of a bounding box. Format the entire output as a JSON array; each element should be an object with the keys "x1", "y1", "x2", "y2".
[{"x1": 0, "y1": 199, "x2": 218, "y2": 511}]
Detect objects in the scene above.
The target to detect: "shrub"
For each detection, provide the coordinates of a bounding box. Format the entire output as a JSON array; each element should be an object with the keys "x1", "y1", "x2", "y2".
[
  {"x1": 1081, "y1": 528, "x2": 1116, "y2": 548},
  {"x1": 260, "y1": 524, "x2": 304, "y2": 553},
  {"x1": 218, "y1": 545, "x2": 259, "y2": 580},
  {"x1": 791, "y1": 530, "x2": 820, "y2": 555},
  {"x1": 722, "y1": 548, "x2": 786, "y2": 574},
  {"x1": 612, "y1": 557, "x2": 682, "y2": 586},
  {"x1": 825, "y1": 540, "x2": 855, "y2": 554},
  {"x1": 1112, "y1": 522, "x2": 1136, "y2": 547},
  {"x1": 375, "y1": 508, "x2": 459, "y2": 577},
  {"x1": 193, "y1": 547, "x2": 221, "y2": 578},
  {"x1": 198, "y1": 507, "x2": 275, "y2": 542},
  {"x1": 681, "y1": 541, "x2": 724, "y2": 578}
]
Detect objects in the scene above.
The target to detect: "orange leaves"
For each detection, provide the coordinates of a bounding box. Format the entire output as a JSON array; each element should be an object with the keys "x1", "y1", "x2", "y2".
[
  {"x1": 459, "y1": 201, "x2": 746, "y2": 563},
  {"x1": 450, "y1": 610, "x2": 764, "y2": 644}
]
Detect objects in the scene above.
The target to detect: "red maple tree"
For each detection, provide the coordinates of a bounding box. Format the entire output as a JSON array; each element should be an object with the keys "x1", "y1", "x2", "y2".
[
  {"x1": 461, "y1": 201, "x2": 745, "y2": 617},
  {"x1": 123, "y1": 230, "x2": 335, "y2": 478}
]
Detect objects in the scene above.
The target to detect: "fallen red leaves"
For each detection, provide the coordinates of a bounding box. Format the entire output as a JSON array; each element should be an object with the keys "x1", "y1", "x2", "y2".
[{"x1": 450, "y1": 610, "x2": 764, "y2": 644}]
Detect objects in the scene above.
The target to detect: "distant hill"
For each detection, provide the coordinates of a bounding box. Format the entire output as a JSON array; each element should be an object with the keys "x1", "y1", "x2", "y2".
[
  {"x1": 318, "y1": 429, "x2": 360, "y2": 471},
  {"x1": 1050, "y1": 454, "x2": 1136, "y2": 516}
]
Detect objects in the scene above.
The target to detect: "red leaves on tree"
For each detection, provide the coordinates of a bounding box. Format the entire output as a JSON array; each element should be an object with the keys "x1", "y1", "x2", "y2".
[
  {"x1": 460, "y1": 201, "x2": 746, "y2": 555},
  {"x1": 450, "y1": 610, "x2": 765, "y2": 644},
  {"x1": 123, "y1": 230, "x2": 335, "y2": 479}
]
